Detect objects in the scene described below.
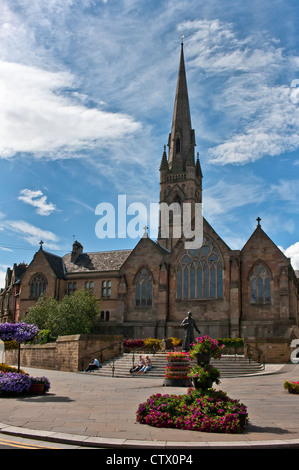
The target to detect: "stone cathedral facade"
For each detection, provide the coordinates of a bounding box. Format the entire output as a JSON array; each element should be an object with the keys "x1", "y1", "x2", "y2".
[{"x1": 1, "y1": 44, "x2": 299, "y2": 341}]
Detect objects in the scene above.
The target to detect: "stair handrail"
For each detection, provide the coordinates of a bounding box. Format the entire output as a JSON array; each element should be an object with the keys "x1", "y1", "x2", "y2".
[
  {"x1": 245, "y1": 343, "x2": 265, "y2": 369},
  {"x1": 80, "y1": 340, "x2": 123, "y2": 375}
]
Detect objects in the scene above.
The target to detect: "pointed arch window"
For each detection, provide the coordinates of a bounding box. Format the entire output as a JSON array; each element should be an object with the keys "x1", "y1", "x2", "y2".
[
  {"x1": 135, "y1": 268, "x2": 153, "y2": 307},
  {"x1": 30, "y1": 274, "x2": 47, "y2": 299},
  {"x1": 177, "y1": 237, "x2": 223, "y2": 300},
  {"x1": 250, "y1": 263, "x2": 271, "y2": 304},
  {"x1": 176, "y1": 138, "x2": 181, "y2": 153}
]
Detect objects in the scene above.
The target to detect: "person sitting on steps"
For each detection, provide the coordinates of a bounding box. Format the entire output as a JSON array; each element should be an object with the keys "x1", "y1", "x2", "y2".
[
  {"x1": 130, "y1": 355, "x2": 145, "y2": 373},
  {"x1": 85, "y1": 357, "x2": 100, "y2": 372},
  {"x1": 138, "y1": 355, "x2": 152, "y2": 374}
]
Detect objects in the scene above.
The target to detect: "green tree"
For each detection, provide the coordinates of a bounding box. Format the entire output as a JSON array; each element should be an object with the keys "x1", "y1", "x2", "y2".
[{"x1": 25, "y1": 290, "x2": 100, "y2": 338}]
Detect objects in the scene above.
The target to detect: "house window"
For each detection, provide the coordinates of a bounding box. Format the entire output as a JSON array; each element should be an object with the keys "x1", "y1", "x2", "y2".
[
  {"x1": 85, "y1": 281, "x2": 94, "y2": 293},
  {"x1": 177, "y1": 237, "x2": 223, "y2": 300},
  {"x1": 250, "y1": 263, "x2": 271, "y2": 304},
  {"x1": 135, "y1": 268, "x2": 153, "y2": 307},
  {"x1": 101, "y1": 310, "x2": 110, "y2": 321},
  {"x1": 101, "y1": 280, "x2": 111, "y2": 297},
  {"x1": 68, "y1": 282, "x2": 77, "y2": 295},
  {"x1": 30, "y1": 274, "x2": 47, "y2": 298}
]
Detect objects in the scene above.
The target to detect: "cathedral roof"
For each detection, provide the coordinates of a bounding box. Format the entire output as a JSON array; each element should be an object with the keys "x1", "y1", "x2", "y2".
[
  {"x1": 63, "y1": 249, "x2": 132, "y2": 273},
  {"x1": 42, "y1": 250, "x2": 66, "y2": 279}
]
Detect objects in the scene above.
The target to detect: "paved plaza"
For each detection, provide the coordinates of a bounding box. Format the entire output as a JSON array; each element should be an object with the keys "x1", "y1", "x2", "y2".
[{"x1": 1, "y1": 363, "x2": 299, "y2": 449}]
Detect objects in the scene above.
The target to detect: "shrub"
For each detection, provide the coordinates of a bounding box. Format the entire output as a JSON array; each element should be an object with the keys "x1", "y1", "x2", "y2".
[
  {"x1": 189, "y1": 335, "x2": 224, "y2": 360},
  {"x1": 0, "y1": 363, "x2": 26, "y2": 374},
  {"x1": 124, "y1": 338, "x2": 144, "y2": 348},
  {"x1": 136, "y1": 388, "x2": 248, "y2": 433},
  {"x1": 0, "y1": 323, "x2": 40, "y2": 343},
  {"x1": 31, "y1": 376, "x2": 51, "y2": 392},
  {"x1": 143, "y1": 338, "x2": 162, "y2": 350},
  {"x1": 3, "y1": 340, "x2": 19, "y2": 350},
  {"x1": 169, "y1": 337, "x2": 182, "y2": 347},
  {"x1": 0, "y1": 372, "x2": 32, "y2": 395},
  {"x1": 0, "y1": 372, "x2": 51, "y2": 395},
  {"x1": 284, "y1": 380, "x2": 299, "y2": 394},
  {"x1": 188, "y1": 364, "x2": 221, "y2": 385},
  {"x1": 216, "y1": 338, "x2": 244, "y2": 349}
]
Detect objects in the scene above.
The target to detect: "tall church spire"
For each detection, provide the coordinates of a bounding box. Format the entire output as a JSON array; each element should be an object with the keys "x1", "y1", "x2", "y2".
[
  {"x1": 158, "y1": 43, "x2": 202, "y2": 251},
  {"x1": 168, "y1": 41, "x2": 195, "y2": 172}
]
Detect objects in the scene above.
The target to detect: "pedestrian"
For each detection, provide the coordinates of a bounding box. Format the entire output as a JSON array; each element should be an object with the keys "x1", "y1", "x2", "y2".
[{"x1": 85, "y1": 357, "x2": 100, "y2": 372}]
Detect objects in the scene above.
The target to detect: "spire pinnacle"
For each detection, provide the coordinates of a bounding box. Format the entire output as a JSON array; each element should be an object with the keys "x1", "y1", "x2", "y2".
[{"x1": 168, "y1": 42, "x2": 195, "y2": 172}]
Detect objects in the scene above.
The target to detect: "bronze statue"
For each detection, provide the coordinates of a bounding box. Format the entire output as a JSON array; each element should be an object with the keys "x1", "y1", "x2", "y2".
[{"x1": 181, "y1": 311, "x2": 200, "y2": 352}]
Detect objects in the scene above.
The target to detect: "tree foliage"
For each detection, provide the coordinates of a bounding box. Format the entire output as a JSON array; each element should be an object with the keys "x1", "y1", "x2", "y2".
[{"x1": 25, "y1": 290, "x2": 100, "y2": 338}]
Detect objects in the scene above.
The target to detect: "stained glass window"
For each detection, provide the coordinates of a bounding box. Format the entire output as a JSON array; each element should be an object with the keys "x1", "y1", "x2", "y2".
[
  {"x1": 30, "y1": 274, "x2": 47, "y2": 298},
  {"x1": 135, "y1": 268, "x2": 153, "y2": 307},
  {"x1": 176, "y1": 237, "x2": 223, "y2": 299},
  {"x1": 250, "y1": 263, "x2": 271, "y2": 304}
]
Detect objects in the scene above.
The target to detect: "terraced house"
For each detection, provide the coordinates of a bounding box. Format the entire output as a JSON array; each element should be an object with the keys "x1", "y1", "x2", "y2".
[{"x1": 1, "y1": 44, "x2": 299, "y2": 342}]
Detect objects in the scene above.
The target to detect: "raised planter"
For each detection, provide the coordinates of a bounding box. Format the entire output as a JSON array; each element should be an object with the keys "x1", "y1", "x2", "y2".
[
  {"x1": 163, "y1": 352, "x2": 191, "y2": 387},
  {"x1": 29, "y1": 383, "x2": 45, "y2": 394},
  {"x1": 284, "y1": 380, "x2": 299, "y2": 394}
]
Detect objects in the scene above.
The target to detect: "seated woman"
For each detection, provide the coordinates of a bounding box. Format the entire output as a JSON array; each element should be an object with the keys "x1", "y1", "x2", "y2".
[
  {"x1": 130, "y1": 355, "x2": 145, "y2": 373},
  {"x1": 138, "y1": 355, "x2": 152, "y2": 374}
]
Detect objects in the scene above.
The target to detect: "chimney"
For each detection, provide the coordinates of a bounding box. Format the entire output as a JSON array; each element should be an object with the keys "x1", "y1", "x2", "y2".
[{"x1": 71, "y1": 240, "x2": 83, "y2": 262}]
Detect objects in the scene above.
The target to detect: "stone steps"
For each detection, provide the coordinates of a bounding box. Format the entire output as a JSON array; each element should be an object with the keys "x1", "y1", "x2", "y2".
[{"x1": 89, "y1": 352, "x2": 265, "y2": 379}]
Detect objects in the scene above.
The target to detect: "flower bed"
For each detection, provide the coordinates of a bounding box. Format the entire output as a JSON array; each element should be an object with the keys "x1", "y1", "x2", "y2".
[
  {"x1": 0, "y1": 372, "x2": 50, "y2": 396},
  {"x1": 136, "y1": 388, "x2": 248, "y2": 433},
  {"x1": 124, "y1": 338, "x2": 144, "y2": 349},
  {"x1": 284, "y1": 380, "x2": 299, "y2": 394}
]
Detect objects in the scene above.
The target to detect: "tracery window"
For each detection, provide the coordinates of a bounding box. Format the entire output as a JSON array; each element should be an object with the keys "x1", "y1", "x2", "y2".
[
  {"x1": 250, "y1": 263, "x2": 271, "y2": 304},
  {"x1": 30, "y1": 274, "x2": 47, "y2": 298},
  {"x1": 135, "y1": 268, "x2": 153, "y2": 307},
  {"x1": 177, "y1": 237, "x2": 223, "y2": 300}
]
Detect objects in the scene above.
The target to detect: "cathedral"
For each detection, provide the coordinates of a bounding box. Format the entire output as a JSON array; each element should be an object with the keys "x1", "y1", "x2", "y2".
[{"x1": 1, "y1": 43, "x2": 299, "y2": 341}]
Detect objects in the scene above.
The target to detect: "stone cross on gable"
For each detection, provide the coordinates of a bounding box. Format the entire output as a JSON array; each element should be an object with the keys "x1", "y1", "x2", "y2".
[
  {"x1": 256, "y1": 217, "x2": 261, "y2": 227},
  {"x1": 39, "y1": 240, "x2": 44, "y2": 249},
  {"x1": 143, "y1": 226, "x2": 148, "y2": 238}
]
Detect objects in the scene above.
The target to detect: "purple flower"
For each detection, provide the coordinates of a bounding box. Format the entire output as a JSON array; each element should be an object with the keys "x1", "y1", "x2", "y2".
[{"x1": 0, "y1": 323, "x2": 40, "y2": 343}]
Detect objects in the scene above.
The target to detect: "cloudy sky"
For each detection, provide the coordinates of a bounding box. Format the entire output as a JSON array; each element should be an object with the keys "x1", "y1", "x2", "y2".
[{"x1": 0, "y1": 0, "x2": 299, "y2": 288}]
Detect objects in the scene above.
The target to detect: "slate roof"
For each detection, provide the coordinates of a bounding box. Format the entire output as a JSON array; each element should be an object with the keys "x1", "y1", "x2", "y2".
[
  {"x1": 42, "y1": 250, "x2": 66, "y2": 279},
  {"x1": 63, "y1": 249, "x2": 133, "y2": 273}
]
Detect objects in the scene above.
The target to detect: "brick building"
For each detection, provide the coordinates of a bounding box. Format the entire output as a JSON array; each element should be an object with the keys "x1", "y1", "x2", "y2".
[{"x1": 1, "y1": 43, "x2": 299, "y2": 340}]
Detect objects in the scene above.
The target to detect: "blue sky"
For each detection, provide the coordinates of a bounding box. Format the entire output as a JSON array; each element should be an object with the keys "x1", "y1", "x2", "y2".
[{"x1": 1, "y1": 0, "x2": 299, "y2": 288}]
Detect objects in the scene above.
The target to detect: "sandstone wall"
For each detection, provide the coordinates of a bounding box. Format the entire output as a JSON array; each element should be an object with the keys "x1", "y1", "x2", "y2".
[{"x1": 5, "y1": 334, "x2": 123, "y2": 373}]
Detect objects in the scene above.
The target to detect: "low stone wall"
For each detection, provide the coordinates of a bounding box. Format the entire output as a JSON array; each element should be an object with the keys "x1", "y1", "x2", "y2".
[
  {"x1": 5, "y1": 334, "x2": 124, "y2": 373},
  {"x1": 244, "y1": 337, "x2": 291, "y2": 363}
]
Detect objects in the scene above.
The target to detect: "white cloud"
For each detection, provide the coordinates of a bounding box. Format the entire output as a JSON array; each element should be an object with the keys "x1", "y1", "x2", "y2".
[
  {"x1": 0, "y1": 269, "x2": 6, "y2": 289},
  {"x1": 281, "y1": 242, "x2": 299, "y2": 270},
  {"x1": 0, "y1": 60, "x2": 141, "y2": 159},
  {"x1": 204, "y1": 179, "x2": 267, "y2": 219},
  {"x1": 179, "y1": 19, "x2": 299, "y2": 165},
  {"x1": 1, "y1": 220, "x2": 60, "y2": 250},
  {"x1": 18, "y1": 189, "x2": 56, "y2": 216}
]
